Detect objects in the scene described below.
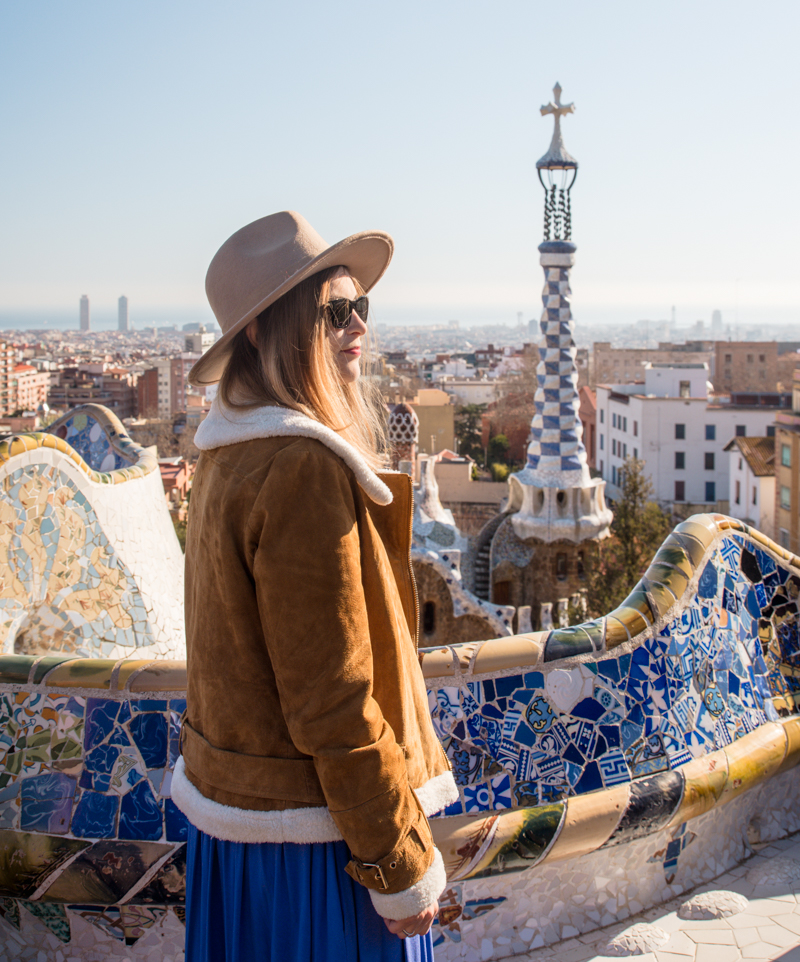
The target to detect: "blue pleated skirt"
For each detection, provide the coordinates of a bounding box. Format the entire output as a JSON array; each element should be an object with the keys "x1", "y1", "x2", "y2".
[{"x1": 185, "y1": 824, "x2": 435, "y2": 962}]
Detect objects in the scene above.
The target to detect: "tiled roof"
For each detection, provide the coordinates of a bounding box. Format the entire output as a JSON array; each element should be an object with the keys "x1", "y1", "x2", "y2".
[{"x1": 725, "y1": 436, "x2": 775, "y2": 476}]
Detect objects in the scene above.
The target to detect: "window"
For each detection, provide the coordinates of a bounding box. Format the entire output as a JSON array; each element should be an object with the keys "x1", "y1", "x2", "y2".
[
  {"x1": 724, "y1": 353, "x2": 732, "y2": 363},
  {"x1": 675, "y1": 423, "x2": 685, "y2": 439},
  {"x1": 705, "y1": 425, "x2": 716, "y2": 441},
  {"x1": 612, "y1": 439, "x2": 616, "y2": 456},
  {"x1": 735, "y1": 480, "x2": 741, "y2": 505},
  {"x1": 577, "y1": 552, "x2": 586, "y2": 580},
  {"x1": 422, "y1": 601, "x2": 436, "y2": 635},
  {"x1": 782, "y1": 444, "x2": 791, "y2": 467},
  {"x1": 705, "y1": 481, "x2": 716, "y2": 502},
  {"x1": 735, "y1": 425, "x2": 746, "y2": 437},
  {"x1": 600, "y1": 460, "x2": 604, "y2": 474},
  {"x1": 633, "y1": 420, "x2": 638, "y2": 437},
  {"x1": 679, "y1": 380, "x2": 690, "y2": 398},
  {"x1": 612, "y1": 413, "x2": 617, "y2": 428},
  {"x1": 600, "y1": 434, "x2": 604, "y2": 450},
  {"x1": 752, "y1": 486, "x2": 757, "y2": 505},
  {"x1": 675, "y1": 452, "x2": 685, "y2": 469},
  {"x1": 747, "y1": 354, "x2": 754, "y2": 363},
  {"x1": 600, "y1": 409, "x2": 604, "y2": 423},
  {"x1": 555, "y1": 554, "x2": 568, "y2": 581},
  {"x1": 759, "y1": 354, "x2": 766, "y2": 363},
  {"x1": 675, "y1": 480, "x2": 685, "y2": 501},
  {"x1": 738, "y1": 457, "x2": 743, "y2": 470},
  {"x1": 623, "y1": 417, "x2": 627, "y2": 432},
  {"x1": 623, "y1": 444, "x2": 627, "y2": 458},
  {"x1": 633, "y1": 448, "x2": 638, "y2": 459},
  {"x1": 705, "y1": 452, "x2": 715, "y2": 470},
  {"x1": 781, "y1": 529, "x2": 790, "y2": 549},
  {"x1": 781, "y1": 486, "x2": 791, "y2": 510},
  {"x1": 767, "y1": 425, "x2": 775, "y2": 438},
  {"x1": 612, "y1": 465, "x2": 617, "y2": 485}
]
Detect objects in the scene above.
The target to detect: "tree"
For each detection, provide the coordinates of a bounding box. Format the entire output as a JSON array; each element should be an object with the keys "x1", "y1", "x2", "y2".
[
  {"x1": 584, "y1": 457, "x2": 672, "y2": 619},
  {"x1": 454, "y1": 403, "x2": 486, "y2": 461},
  {"x1": 487, "y1": 433, "x2": 510, "y2": 465}
]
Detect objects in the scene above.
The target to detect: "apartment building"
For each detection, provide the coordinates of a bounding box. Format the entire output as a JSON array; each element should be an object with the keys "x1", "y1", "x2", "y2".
[
  {"x1": 724, "y1": 436, "x2": 775, "y2": 535},
  {"x1": 775, "y1": 369, "x2": 800, "y2": 551},
  {"x1": 591, "y1": 341, "x2": 711, "y2": 387},
  {"x1": 11, "y1": 363, "x2": 49, "y2": 412},
  {"x1": 714, "y1": 342, "x2": 777, "y2": 394},
  {"x1": 596, "y1": 363, "x2": 784, "y2": 509}
]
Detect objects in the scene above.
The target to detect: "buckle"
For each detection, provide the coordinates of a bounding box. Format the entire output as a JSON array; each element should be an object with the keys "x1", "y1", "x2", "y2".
[{"x1": 359, "y1": 860, "x2": 389, "y2": 890}]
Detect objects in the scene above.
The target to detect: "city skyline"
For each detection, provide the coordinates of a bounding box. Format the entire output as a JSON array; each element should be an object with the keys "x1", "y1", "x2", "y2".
[{"x1": 1, "y1": 2, "x2": 799, "y2": 332}]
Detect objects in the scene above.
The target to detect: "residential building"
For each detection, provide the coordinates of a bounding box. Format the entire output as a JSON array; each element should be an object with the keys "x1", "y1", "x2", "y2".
[
  {"x1": 408, "y1": 388, "x2": 455, "y2": 456},
  {"x1": 596, "y1": 363, "x2": 785, "y2": 509},
  {"x1": 436, "y1": 378, "x2": 498, "y2": 405},
  {"x1": 714, "y1": 341, "x2": 777, "y2": 394},
  {"x1": 775, "y1": 369, "x2": 800, "y2": 551},
  {"x1": 137, "y1": 368, "x2": 159, "y2": 418},
  {"x1": 724, "y1": 436, "x2": 775, "y2": 535},
  {"x1": 11, "y1": 363, "x2": 49, "y2": 412},
  {"x1": 101, "y1": 368, "x2": 138, "y2": 420},
  {"x1": 591, "y1": 341, "x2": 711, "y2": 387},
  {"x1": 80, "y1": 295, "x2": 90, "y2": 332},
  {"x1": 118, "y1": 296, "x2": 129, "y2": 332},
  {"x1": 184, "y1": 326, "x2": 215, "y2": 354},
  {"x1": 579, "y1": 386, "x2": 597, "y2": 468}
]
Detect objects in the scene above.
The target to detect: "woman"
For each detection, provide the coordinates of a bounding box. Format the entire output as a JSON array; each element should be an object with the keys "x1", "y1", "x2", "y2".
[{"x1": 172, "y1": 211, "x2": 459, "y2": 962}]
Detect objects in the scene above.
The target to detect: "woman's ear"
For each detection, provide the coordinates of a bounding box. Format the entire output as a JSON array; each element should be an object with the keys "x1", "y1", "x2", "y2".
[{"x1": 246, "y1": 319, "x2": 259, "y2": 347}]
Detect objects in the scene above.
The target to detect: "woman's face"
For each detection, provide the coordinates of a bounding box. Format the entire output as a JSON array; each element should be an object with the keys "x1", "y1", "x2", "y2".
[{"x1": 326, "y1": 272, "x2": 367, "y2": 384}]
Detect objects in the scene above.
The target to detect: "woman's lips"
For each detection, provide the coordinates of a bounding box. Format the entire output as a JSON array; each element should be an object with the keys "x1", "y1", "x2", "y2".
[{"x1": 343, "y1": 347, "x2": 361, "y2": 356}]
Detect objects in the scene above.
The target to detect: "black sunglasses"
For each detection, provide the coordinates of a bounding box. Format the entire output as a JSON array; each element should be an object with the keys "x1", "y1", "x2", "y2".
[{"x1": 325, "y1": 295, "x2": 369, "y2": 330}]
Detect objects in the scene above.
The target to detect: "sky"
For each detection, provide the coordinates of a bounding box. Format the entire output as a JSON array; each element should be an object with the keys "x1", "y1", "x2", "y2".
[{"x1": 1, "y1": 1, "x2": 799, "y2": 331}]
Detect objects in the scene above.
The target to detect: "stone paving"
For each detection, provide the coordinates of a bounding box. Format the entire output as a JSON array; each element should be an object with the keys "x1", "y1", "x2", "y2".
[{"x1": 509, "y1": 832, "x2": 800, "y2": 962}]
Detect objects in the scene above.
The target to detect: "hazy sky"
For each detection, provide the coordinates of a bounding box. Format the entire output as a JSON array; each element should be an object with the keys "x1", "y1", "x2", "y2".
[{"x1": 2, "y1": 1, "x2": 798, "y2": 330}]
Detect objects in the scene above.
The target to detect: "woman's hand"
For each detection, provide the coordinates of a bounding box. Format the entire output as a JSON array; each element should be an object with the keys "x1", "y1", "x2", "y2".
[{"x1": 383, "y1": 901, "x2": 439, "y2": 939}]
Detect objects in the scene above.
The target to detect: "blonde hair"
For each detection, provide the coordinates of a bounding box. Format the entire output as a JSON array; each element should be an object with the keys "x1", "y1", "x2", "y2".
[{"x1": 218, "y1": 265, "x2": 388, "y2": 470}]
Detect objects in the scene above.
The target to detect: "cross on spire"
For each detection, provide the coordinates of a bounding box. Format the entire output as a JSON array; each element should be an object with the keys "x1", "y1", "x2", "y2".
[{"x1": 537, "y1": 83, "x2": 577, "y2": 170}]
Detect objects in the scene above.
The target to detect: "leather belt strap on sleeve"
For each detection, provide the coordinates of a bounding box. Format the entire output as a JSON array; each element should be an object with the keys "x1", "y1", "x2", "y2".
[
  {"x1": 344, "y1": 821, "x2": 433, "y2": 893},
  {"x1": 181, "y1": 721, "x2": 326, "y2": 804}
]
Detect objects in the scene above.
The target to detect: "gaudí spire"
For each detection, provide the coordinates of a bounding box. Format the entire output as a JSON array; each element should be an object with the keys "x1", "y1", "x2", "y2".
[{"x1": 508, "y1": 83, "x2": 612, "y2": 542}]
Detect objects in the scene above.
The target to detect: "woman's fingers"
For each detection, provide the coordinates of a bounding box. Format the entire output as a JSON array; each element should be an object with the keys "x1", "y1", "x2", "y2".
[{"x1": 383, "y1": 901, "x2": 439, "y2": 938}]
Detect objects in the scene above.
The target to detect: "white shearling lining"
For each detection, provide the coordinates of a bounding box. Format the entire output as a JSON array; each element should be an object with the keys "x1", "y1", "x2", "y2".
[
  {"x1": 194, "y1": 401, "x2": 392, "y2": 505},
  {"x1": 171, "y1": 756, "x2": 459, "y2": 844},
  {"x1": 171, "y1": 757, "x2": 341, "y2": 844},
  {"x1": 368, "y1": 847, "x2": 448, "y2": 920},
  {"x1": 415, "y1": 770, "x2": 459, "y2": 815}
]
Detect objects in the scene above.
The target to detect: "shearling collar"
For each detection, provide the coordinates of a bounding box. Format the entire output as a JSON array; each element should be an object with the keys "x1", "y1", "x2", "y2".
[{"x1": 195, "y1": 400, "x2": 393, "y2": 505}]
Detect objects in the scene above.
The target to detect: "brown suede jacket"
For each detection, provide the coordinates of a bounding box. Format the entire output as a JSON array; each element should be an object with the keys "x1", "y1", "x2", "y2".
[{"x1": 171, "y1": 402, "x2": 458, "y2": 920}]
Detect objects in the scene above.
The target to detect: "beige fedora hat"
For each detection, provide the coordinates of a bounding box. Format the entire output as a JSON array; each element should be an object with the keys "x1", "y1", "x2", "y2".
[{"x1": 189, "y1": 210, "x2": 394, "y2": 386}]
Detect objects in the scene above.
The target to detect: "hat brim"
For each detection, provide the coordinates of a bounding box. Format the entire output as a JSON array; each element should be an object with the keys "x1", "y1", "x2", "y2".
[{"x1": 188, "y1": 230, "x2": 393, "y2": 387}]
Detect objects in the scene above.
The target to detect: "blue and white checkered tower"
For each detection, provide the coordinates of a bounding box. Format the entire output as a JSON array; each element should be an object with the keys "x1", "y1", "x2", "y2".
[{"x1": 509, "y1": 84, "x2": 613, "y2": 543}]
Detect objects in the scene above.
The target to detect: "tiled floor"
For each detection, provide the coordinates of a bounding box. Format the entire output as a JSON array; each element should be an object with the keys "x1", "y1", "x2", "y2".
[{"x1": 510, "y1": 833, "x2": 800, "y2": 961}]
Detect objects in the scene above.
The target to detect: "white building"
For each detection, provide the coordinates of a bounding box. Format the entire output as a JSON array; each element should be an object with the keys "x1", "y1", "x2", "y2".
[
  {"x1": 184, "y1": 326, "x2": 215, "y2": 354},
  {"x1": 436, "y1": 378, "x2": 498, "y2": 405},
  {"x1": 79, "y1": 295, "x2": 90, "y2": 332},
  {"x1": 724, "y1": 436, "x2": 775, "y2": 535},
  {"x1": 596, "y1": 363, "x2": 780, "y2": 508},
  {"x1": 118, "y1": 296, "x2": 129, "y2": 332}
]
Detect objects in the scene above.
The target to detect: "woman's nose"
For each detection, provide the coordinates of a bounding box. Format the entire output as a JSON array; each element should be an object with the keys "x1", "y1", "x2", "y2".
[{"x1": 347, "y1": 311, "x2": 368, "y2": 334}]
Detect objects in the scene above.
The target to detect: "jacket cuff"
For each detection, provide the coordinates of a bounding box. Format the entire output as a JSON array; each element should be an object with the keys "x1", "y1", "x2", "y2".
[{"x1": 367, "y1": 848, "x2": 447, "y2": 921}]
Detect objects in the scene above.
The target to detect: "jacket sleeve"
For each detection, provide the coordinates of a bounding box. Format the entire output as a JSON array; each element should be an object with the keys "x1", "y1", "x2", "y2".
[{"x1": 251, "y1": 443, "x2": 445, "y2": 917}]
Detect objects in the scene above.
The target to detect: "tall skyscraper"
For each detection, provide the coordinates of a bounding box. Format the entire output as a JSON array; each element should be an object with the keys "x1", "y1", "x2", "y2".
[
  {"x1": 118, "y1": 296, "x2": 129, "y2": 332},
  {"x1": 79, "y1": 295, "x2": 90, "y2": 332}
]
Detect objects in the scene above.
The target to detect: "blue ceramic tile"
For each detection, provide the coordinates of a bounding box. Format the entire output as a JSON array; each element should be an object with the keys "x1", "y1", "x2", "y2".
[
  {"x1": 128, "y1": 712, "x2": 168, "y2": 769},
  {"x1": 84, "y1": 699, "x2": 120, "y2": 749},
  {"x1": 119, "y1": 780, "x2": 163, "y2": 841},
  {"x1": 72, "y1": 790, "x2": 119, "y2": 838},
  {"x1": 164, "y1": 798, "x2": 188, "y2": 842},
  {"x1": 20, "y1": 773, "x2": 75, "y2": 834}
]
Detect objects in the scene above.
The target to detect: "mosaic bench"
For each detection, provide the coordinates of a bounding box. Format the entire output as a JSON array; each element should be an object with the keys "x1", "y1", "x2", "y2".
[{"x1": 0, "y1": 408, "x2": 799, "y2": 960}]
